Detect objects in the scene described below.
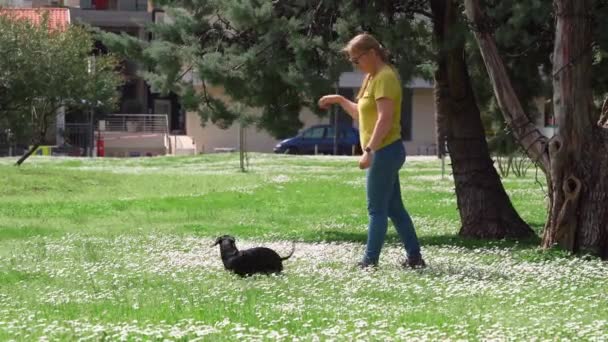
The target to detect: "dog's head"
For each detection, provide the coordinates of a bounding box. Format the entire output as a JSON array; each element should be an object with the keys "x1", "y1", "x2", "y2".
[{"x1": 211, "y1": 235, "x2": 237, "y2": 249}]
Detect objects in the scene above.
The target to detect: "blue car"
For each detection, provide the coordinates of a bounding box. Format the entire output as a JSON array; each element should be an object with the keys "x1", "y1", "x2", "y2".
[{"x1": 273, "y1": 124, "x2": 362, "y2": 155}]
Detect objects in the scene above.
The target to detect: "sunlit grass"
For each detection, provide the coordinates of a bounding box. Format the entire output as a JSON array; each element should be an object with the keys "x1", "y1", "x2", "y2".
[{"x1": 1, "y1": 154, "x2": 605, "y2": 340}]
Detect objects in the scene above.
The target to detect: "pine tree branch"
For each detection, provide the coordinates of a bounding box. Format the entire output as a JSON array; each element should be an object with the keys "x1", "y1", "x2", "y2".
[
  {"x1": 201, "y1": 80, "x2": 216, "y2": 112},
  {"x1": 176, "y1": 65, "x2": 193, "y2": 83},
  {"x1": 411, "y1": 9, "x2": 434, "y2": 19},
  {"x1": 231, "y1": 33, "x2": 289, "y2": 71},
  {"x1": 307, "y1": 0, "x2": 324, "y2": 38}
]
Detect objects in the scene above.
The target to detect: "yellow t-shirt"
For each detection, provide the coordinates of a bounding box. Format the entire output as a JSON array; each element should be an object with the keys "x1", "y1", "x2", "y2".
[{"x1": 357, "y1": 65, "x2": 402, "y2": 150}]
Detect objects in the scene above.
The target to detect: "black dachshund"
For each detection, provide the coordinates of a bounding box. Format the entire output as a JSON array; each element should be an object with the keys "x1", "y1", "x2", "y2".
[{"x1": 212, "y1": 235, "x2": 295, "y2": 276}]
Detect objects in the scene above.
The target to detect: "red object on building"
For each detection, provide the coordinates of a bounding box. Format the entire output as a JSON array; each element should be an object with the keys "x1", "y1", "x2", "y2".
[
  {"x1": 97, "y1": 136, "x2": 105, "y2": 157},
  {"x1": 93, "y1": 0, "x2": 109, "y2": 10}
]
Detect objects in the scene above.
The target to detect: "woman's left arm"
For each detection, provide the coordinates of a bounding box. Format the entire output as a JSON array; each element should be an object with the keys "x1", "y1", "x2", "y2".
[{"x1": 366, "y1": 97, "x2": 394, "y2": 151}]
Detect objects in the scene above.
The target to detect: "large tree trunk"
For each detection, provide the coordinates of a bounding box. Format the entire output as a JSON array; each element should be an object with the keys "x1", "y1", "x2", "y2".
[
  {"x1": 430, "y1": 0, "x2": 533, "y2": 239},
  {"x1": 465, "y1": 0, "x2": 608, "y2": 258}
]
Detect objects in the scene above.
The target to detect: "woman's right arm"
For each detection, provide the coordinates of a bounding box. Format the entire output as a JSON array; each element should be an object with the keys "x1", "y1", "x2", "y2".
[{"x1": 318, "y1": 95, "x2": 359, "y2": 121}]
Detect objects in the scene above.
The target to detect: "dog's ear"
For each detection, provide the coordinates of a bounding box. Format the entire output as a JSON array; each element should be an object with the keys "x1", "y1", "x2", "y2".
[{"x1": 211, "y1": 237, "x2": 222, "y2": 247}]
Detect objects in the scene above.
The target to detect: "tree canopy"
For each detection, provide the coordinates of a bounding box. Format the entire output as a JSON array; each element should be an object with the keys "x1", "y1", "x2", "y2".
[
  {"x1": 101, "y1": 0, "x2": 433, "y2": 138},
  {"x1": 0, "y1": 11, "x2": 123, "y2": 163}
]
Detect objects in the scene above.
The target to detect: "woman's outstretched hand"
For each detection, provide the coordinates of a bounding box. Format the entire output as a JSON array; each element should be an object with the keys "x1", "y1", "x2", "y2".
[{"x1": 318, "y1": 95, "x2": 343, "y2": 110}]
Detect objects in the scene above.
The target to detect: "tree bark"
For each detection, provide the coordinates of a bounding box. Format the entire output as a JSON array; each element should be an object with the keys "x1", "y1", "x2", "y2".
[
  {"x1": 431, "y1": 0, "x2": 534, "y2": 239},
  {"x1": 464, "y1": 0, "x2": 608, "y2": 258},
  {"x1": 15, "y1": 143, "x2": 40, "y2": 166},
  {"x1": 15, "y1": 104, "x2": 54, "y2": 166},
  {"x1": 463, "y1": 0, "x2": 551, "y2": 173}
]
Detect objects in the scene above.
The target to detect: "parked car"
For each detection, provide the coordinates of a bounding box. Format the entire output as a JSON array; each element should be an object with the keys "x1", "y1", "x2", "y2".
[{"x1": 273, "y1": 124, "x2": 362, "y2": 155}]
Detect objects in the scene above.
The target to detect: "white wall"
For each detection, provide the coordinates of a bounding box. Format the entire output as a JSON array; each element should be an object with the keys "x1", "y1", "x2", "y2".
[
  {"x1": 185, "y1": 91, "x2": 438, "y2": 155},
  {"x1": 406, "y1": 88, "x2": 437, "y2": 155},
  {"x1": 0, "y1": 0, "x2": 33, "y2": 7},
  {"x1": 186, "y1": 107, "x2": 330, "y2": 153},
  {"x1": 186, "y1": 77, "x2": 438, "y2": 155}
]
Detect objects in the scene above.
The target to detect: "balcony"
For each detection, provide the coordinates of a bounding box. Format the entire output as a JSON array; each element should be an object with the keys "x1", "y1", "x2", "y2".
[
  {"x1": 79, "y1": 0, "x2": 148, "y2": 11},
  {"x1": 97, "y1": 114, "x2": 196, "y2": 157},
  {"x1": 97, "y1": 114, "x2": 168, "y2": 157},
  {"x1": 70, "y1": 7, "x2": 150, "y2": 28},
  {"x1": 70, "y1": 0, "x2": 150, "y2": 28},
  {"x1": 101, "y1": 114, "x2": 169, "y2": 134}
]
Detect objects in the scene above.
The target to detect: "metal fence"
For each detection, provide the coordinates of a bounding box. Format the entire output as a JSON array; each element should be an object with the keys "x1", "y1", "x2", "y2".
[
  {"x1": 64, "y1": 123, "x2": 91, "y2": 155},
  {"x1": 100, "y1": 114, "x2": 169, "y2": 133},
  {"x1": 0, "y1": 129, "x2": 10, "y2": 156},
  {"x1": 0, "y1": 114, "x2": 170, "y2": 157}
]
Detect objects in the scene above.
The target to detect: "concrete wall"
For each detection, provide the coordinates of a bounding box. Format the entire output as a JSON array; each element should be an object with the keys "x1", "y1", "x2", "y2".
[
  {"x1": 185, "y1": 85, "x2": 438, "y2": 155},
  {"x1": 0, "y1": 0, "x2": 33, "y2": 7},
  {"x1": 533, "y1": 97, "x2": 557, "y2": 138},
  {"x1": 186, "y1": 108, "x2": 328, "y2": 154},
  {"x1": 406, "y1": 88, "x2": 437, "y2": 155},
  {"x1": 70, "y1": 8, "x2": 150, "y2": 28},
  {"x1": 185, "y1": 85, "x2": 332, "y2": 153},
  {"x1": 102, "y1": 132, "x2": 168, "y2": 157}
]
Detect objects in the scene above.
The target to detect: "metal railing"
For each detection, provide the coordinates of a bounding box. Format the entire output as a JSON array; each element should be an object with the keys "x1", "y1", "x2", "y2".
[
  {"x1": 99, "y1": 114, "x2": 169, "y2": 134},
  {"x1": 65, "y1": 123, "x2": 91, "y2": 155}
]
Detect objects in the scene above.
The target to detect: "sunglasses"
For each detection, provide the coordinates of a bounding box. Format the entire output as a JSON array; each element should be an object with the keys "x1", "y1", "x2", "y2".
[{"x1": 349, "y1": 50, "x2": 369, "y2": 65}]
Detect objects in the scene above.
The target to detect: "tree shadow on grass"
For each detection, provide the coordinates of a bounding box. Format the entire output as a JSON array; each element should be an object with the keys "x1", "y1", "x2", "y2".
[
  {"x1": 315, "y1": 221, "x2": 544, "y2": 251},
  {"x1": 311, "y1": 222, "x2": 594, "y2": 263},
  {"x1": 419, "y1": 234, "x2": 541, "y2": 250}
]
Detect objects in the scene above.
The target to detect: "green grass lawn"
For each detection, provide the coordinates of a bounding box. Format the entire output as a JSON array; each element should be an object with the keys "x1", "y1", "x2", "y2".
[{"x1": 0, "y1": 154, "x2": 606, "y2": 340}]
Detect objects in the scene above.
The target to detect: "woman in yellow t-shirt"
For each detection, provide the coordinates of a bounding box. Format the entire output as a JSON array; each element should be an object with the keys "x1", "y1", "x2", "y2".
[{"x1": 318, "y1": 33, "x2": 425, "y2": 269}]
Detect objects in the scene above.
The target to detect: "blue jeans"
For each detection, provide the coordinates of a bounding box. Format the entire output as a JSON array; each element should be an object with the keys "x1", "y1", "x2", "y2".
[{"x1": 363, "y1": 140, "x2": 421, "y2": 264}]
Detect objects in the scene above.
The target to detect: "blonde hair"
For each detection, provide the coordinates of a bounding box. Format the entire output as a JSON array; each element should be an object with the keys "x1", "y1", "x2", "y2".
[
  {"x1": 342, "y1": 33, "x2": 390, "y2": 64},
  {"x1": 343, "y1": 33, "x2": 391, "y2": 99}
]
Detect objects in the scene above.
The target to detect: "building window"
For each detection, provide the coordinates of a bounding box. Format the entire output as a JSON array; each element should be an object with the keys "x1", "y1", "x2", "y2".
[
  {"x1": 302, "y1": 127, "x2": 325, "y2": 139},
  {"x1": 326, "y1": 126, "x2": 349, "y2": 139}
]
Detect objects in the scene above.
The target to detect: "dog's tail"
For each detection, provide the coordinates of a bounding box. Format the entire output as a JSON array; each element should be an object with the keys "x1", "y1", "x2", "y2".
[{"x1": 280, "y1": 241, "x2": 296, "y2": 261}]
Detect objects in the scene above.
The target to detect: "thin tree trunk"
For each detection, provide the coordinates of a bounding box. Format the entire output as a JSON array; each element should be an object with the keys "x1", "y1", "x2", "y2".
[
  {"x1": 431, "y1": 0, "x2": 533, "y2": 239},
  {"x1": 15, "y1": 142, "x2": 40, "y2": 166},
  {"x1": 15, "y1": 105, "x2": 55, "y2": 166},
  {"x1": 238, "y1": 121, "x2": 247, "y2": 172},
  {"x1": 464, "y1": 0, "x2": 608, "y2": 257},
  {"x1": 463, "y1": 0, "x2": 551, "y2": 173}
]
